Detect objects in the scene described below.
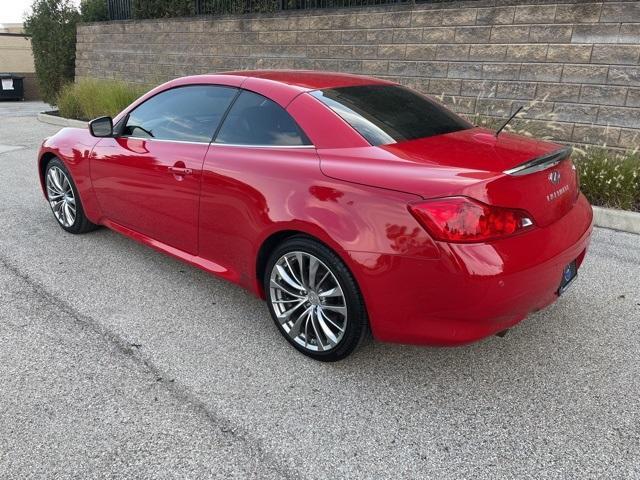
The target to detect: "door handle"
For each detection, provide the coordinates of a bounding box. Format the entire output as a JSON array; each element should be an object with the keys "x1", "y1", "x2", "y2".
[{"x1": 168, "y1": 166, "x2": 193, "y2": 175}]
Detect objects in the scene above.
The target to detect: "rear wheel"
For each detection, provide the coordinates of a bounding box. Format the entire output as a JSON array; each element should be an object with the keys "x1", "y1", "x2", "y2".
[
  {"x1": 264, "y1": 237, "x2": 368, "y2": 361},
  {"x1": 45, "y1": 157, "x2": 98, "y2": 234}
]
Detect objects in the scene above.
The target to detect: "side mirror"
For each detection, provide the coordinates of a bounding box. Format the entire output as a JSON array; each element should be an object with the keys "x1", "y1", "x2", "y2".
[{"x1": 89, "y1": 116, "x2": 113, "y2": 137}]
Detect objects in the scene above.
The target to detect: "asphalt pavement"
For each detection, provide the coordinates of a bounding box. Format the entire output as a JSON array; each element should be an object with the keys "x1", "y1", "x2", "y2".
[{"x1": 1, "y1": 101, "x2": 639, "y2": 479}]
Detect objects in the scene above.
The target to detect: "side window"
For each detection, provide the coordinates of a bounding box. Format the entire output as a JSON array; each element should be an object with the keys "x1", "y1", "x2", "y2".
[
  {"x1": 123, "y1": 85, "x2": 237, "y2": 143},
  {"x1": 215, "y1": 90, "x2": 310, "y2": 146}
]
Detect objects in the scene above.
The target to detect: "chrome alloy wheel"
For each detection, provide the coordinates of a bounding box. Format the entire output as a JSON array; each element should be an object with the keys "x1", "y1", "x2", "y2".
[
  {"x1": 269, "y1": 251, "x2": 348, "y2": 352},
  {"x1": 46, "y1": 166, "x2": 76, "y2": 228}
]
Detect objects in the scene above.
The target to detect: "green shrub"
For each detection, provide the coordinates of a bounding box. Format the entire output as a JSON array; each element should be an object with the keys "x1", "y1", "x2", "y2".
[
  {"x1": 24, "y1": 0, "x2": 80, "y2": 104},
  {"x1": 575, "y1": 149, "x2": 640, "y2": 212},
  {"x1": 57, "y1": 78, "x2": 149, "y2": 120},
  {"x1": 132, "y1": 0, "x2": 195, "y2": 19},
  {"x1": 56, "y1": 84, "x2": 83, "y2": 120},
  {"x1": 80, "y1": 0, "x2": 109, "y2": 22}
]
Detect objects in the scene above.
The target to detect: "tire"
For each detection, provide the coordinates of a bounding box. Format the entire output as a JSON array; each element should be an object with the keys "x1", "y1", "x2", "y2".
[
  {"x1": 44, "y1": 157, "x2": 98, "y2": 234},
  {"x1": 264, "y1": 236, "x2": 368, "y2": 361}
]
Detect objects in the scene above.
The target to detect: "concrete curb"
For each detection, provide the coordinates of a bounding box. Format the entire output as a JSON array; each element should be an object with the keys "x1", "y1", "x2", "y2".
[
  {"x1": 593, "y1": 206, "x2": 640, "y2": 235},
  {"x1": 38, "y1": 112, "x2": 88, "y2": 129}
]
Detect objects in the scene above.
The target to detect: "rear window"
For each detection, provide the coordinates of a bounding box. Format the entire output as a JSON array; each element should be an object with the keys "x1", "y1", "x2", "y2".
[{"x1": 310, "y1": 85, "x2": 472, "y2": 146}]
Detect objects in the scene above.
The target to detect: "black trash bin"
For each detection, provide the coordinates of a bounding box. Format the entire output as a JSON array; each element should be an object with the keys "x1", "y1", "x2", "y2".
[{"x1": 0, "y1": 74, "x2": 25, "y2": 101}]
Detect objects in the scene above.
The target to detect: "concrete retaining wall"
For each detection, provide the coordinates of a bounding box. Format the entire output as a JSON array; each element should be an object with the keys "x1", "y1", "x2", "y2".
[{"x1": 76, "y1": 0, "x2": 640, "y2": 149}]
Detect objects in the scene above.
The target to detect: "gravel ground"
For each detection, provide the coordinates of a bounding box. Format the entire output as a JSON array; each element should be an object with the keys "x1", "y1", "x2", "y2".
[{"x1": 1, "y1": 102, "x2": 639, "y2": 479}]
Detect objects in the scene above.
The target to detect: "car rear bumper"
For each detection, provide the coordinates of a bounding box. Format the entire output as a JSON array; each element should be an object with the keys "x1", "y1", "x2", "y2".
[{"x1": 349, "y1": 193, "x2": 594, "y2": 345}]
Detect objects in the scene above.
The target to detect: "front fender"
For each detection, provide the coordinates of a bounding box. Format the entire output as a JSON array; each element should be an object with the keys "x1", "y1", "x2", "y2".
[{"x1": 38, "y1": 128, "x2": 102, "y2": 223}]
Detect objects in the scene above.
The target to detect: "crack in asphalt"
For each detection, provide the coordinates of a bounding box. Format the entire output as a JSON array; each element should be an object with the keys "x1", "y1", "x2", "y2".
[
  {"x1": 0, "y1": 145, "x2": 27, "y2": 155},
  {"x1": 0, "y1": 253, "x2": 299, "y2": 480}
]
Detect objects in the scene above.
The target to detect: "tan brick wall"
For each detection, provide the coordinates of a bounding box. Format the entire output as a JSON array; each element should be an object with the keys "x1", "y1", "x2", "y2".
[{"x1": 76, "y1": 1, "x2": 640, "y2": 149}]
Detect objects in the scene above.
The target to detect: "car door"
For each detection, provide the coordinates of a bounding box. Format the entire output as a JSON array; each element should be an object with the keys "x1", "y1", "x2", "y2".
[
  {"x1": 199, "y1": 89, "x2": 316, "y2": 281},
  {"x1": 90, "y1": 85, "x2": 238, "y2": 255}
]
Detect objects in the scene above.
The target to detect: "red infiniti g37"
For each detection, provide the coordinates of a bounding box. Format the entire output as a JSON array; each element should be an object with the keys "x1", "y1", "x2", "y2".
[{"x1": 38, "y1": 71, "x2": 593, "y2": 361}]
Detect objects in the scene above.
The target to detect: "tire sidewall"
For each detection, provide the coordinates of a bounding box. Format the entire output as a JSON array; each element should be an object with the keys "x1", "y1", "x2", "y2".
[
  {"x1": 264, "y1": 237, "x2": 368, "y2": 361},
  {"x1": 45, "y1": 157, "x2": 86, "y2": 234}
]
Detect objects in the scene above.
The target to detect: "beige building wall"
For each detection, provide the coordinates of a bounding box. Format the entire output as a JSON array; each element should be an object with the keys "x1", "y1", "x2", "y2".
[
  {"x1": 0, "y1": 23, "x2": 39, "y2": 99},
  {"x1": 0, "y1": 22, "x2": 28, "y2": 35},
  {"x1": 0, "y1": 34, "x2": 35, "y2": 72}
]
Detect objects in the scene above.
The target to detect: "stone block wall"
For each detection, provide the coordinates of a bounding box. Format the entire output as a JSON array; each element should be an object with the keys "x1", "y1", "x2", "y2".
[{"x1": 76, "y1": 0, "x2": 640, "y2": 149}]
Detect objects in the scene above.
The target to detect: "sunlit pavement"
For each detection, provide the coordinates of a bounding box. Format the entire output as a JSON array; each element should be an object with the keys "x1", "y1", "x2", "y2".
[{"x1": 1, "y1": 101, "x2": 639, "y2": 479}]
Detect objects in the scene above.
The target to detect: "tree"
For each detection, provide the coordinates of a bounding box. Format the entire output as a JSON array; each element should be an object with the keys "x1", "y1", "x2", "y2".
[
  {"x1": 80, "y1": 0, "x2": 109, "y2": 22},
  {"x1": 24, "y1": 0, "x2": 80, "y2": 104},
  {"x1": 132, "y1": 0, "x2": 195, "y2": 19}
]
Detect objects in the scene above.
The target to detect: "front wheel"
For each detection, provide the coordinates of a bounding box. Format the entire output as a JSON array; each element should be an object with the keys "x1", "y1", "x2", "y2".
[
  {"x1": 44, "y1": 157, "x2": 98, "y2": 234},
  {"x1": 264, "y1": 237, "x2": 368, "y2": 361}
]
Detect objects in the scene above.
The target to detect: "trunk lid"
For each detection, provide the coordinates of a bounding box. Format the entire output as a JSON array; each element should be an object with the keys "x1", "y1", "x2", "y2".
[{"x1": 319, "y1": 127, "x2": 579, "y2": 228}]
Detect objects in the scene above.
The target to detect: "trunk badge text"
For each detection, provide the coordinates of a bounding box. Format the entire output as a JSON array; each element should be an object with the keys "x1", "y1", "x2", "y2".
[
  {"x1": 548, "y1": 171, "x2": 561, "y2": 185},
  {"x1": 547, "y1": 185, "x2": 569, "y2": 202}
]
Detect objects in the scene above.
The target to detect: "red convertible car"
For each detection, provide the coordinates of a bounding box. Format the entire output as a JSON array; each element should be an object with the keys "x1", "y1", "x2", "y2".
[{"x1": 38, "y1": 71, "x2": 593, "y2": 361}]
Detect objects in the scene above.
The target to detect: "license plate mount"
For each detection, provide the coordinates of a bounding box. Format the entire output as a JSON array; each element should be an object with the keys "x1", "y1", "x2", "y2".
[{"x1": 558, "y1": 260, "x2": 578, "y2": 295}]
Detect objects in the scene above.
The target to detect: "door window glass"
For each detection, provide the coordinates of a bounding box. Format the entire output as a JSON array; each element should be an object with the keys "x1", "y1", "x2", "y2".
[{"x1": 123, "y1": 85, "x2": 237, "y2": 143}]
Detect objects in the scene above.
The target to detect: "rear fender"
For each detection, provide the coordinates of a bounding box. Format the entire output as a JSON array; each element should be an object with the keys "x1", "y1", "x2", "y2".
[{"x1": 249, "y1": 180, "x2": 441, "y2": 298}]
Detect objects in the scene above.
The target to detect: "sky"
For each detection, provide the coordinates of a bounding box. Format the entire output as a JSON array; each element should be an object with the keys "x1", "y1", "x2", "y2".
[{"x1": 0, "y1": 0, "x2": 80, "y2": 25}]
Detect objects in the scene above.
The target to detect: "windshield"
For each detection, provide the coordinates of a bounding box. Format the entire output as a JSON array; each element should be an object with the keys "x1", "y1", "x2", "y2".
[{"x1": 311, "y1": 85, "x2": 472, "y2": 146}]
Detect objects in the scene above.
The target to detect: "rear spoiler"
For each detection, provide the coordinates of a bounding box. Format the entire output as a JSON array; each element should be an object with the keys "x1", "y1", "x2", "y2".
[{"x1": 503, "y1": 146, "x2": 572, "y2": 176}]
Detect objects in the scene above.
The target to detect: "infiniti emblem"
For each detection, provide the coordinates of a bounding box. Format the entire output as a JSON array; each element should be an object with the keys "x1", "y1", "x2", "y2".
[
  {"x1": 308, "y1": 291, "x2": 320, "y2": 306},
  {"x1": 549, "y1": 171, "x2": 561, "y2": 185}
]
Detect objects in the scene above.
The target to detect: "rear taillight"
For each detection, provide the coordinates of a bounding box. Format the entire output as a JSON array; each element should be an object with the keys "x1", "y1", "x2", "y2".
[{"x1": 408, "y1": 196, "x2": 534, "y2": 243}]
